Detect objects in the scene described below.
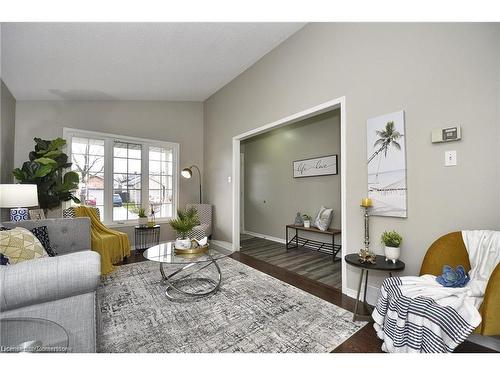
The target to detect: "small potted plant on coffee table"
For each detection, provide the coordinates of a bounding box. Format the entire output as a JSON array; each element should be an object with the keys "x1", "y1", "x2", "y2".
[
  {"x1": 381, "y1": 230, "x2": 403, "y2": 263},
  {"x1": 169, "y1": 207, "x2": 199, "y2": 249}
]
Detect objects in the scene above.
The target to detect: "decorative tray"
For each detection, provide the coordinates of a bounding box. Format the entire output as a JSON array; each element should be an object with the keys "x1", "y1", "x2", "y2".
[{"x1": 174, "y1": 244, "x2": 209, "y2": 255}]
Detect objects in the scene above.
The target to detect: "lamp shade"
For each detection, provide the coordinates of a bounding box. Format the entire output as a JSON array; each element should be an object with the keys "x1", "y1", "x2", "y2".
[
  {"x1": 0, "y1": 184, "x2": 39, "y2": 208},
  {"x1": 181, "y1": 168, "x2": 192, "y2": 179}
]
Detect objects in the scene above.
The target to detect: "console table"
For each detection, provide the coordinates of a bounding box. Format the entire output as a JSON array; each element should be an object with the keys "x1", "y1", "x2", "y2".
[{"x1": 285, "y1": 224, "x2": 342, "y2": 262}]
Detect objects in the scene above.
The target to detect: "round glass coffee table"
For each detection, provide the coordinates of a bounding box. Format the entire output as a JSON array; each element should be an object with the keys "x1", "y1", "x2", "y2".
[
  {"x1": 0, "y1": 317, "x2": 69, "y2": 353},
  {"x1": 143, "y1": 241, "x2": 233, "y2": 301}
]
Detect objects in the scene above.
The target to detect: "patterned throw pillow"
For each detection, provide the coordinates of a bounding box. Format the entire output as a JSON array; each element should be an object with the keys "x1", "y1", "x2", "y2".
[
  {"x1": 0, "y1": 227, "x2": 48, "y2": 264},
  {"x1": 31, "y1": 226, "x2": 57, "y2": 257},
  {"x1": 0, "y1": 226, "x2": 12, "y2": 231},
  {"x1": 0, "y1": 253, "x2": 9, "y2": 265},
  {"x1": 313, "y1": 206, "x2": 334, "y2": 231}
]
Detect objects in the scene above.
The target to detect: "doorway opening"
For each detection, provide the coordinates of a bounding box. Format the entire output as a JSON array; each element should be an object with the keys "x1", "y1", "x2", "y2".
[{"x1": 232, "y1": 97, "x2": 347, "y2": 293}]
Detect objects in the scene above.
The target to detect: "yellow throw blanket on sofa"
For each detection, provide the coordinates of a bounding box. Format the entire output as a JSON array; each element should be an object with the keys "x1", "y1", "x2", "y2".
[{"x1": 74, "y1": 206, "x2": 131, "y2": 275}]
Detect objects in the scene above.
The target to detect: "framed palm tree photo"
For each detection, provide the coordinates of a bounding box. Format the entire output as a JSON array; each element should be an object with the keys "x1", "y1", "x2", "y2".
[{"x1": 366, "y1": 110, "x2": 407, "y2": 218}]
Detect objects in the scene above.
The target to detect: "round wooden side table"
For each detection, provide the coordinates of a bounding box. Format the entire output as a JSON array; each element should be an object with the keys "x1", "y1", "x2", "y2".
[
  {"x1": 134, "y1": 225, "x2": 160, "y2": 251},
  {"x1": 344, "y1": 253, "x2": 405, "y2": 322}
]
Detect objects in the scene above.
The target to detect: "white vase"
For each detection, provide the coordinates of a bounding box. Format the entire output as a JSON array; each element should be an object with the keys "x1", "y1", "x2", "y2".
[
  {"x1": 138, "y1": 217, "x2": 148, "y2": 227},
  {"x1": 304, "y1": 220, "x2": 311, "y2": 228},
  {"x1": 385, "y1": 246, "x2": 400, "y2": 263},
  {"x1": 175, "y1": 238, "x2": 192, "y2": 250}
]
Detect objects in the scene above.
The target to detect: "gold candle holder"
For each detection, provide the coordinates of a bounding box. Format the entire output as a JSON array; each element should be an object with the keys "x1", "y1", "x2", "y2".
[{"x1": 359, "y1": 198, "x2": 376, "y2": 264}]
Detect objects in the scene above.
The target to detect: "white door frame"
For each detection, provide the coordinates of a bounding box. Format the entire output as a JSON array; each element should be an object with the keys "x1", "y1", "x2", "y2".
[
  {"x1": 240, "y1": 152, "x2": 245, "y2": 232},
  {"x1": 232, "y1": 96, "x2": 347, "y2": 294}
]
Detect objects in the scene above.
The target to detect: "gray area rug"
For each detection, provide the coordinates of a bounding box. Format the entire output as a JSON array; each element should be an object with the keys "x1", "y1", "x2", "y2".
[{"x1": 97, "y1": 257, "x2": 365, "y2": 352}]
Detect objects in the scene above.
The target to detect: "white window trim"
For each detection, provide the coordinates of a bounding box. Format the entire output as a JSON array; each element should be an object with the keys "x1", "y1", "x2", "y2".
[{"x1": 63, "y1": 127, "x2": 179, "y2": 225}]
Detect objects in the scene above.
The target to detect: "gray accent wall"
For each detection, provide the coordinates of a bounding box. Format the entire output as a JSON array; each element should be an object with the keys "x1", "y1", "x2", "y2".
[
  {"x1": 243, "y1": 110, "x2": 341, "y2": 239},
  {"x1": 0, "y1": 80, "x2": 16, "y2": 221},
  {"x1": 204, "y1": 23, "x2": 500, "y2": 296},
  {"x1": 13, "y1": 100, "x2": 204, "y2": 244}
]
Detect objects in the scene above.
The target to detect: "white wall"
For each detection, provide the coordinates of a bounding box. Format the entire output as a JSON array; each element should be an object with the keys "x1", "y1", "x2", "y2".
[
  {"x1": 203, "y1": 23, "x2": 500, "y2": 298},
  {"x1": 243, "y1": 110, "x2": 341, "y2": 238},
  {"x1": 0, "y1": 80, "x2": 16, "y2": 221},
  {"x1": 14, "y1": 100, "x2": 204, "y2": 244}
]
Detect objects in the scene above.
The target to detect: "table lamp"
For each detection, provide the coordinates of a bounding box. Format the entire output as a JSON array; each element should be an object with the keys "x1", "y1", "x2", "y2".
[{"x1": 0, "y1": 184, "x2": 39, "y2": 221}]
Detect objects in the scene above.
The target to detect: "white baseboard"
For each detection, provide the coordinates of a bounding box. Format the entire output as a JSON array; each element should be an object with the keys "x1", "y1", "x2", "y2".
[
  {"x1": 244, "y1": 230, "x2": 340, "y2": 255},
  {"x1": 243, "y1": 230, "x2": 286, "y2": 244},
  {"x1": 344, "y1": 287, "x2": 357, "y2": 299},
  {"x1": 345, "y1": 285, "x2": 380, "y2": 306},
  {"x1": 211, "y1": 239, "x2": 235, "y2": 253}
]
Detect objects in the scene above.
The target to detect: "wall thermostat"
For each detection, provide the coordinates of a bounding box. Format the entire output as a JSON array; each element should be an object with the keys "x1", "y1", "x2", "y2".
[{"x1": 432, "y1": 126, "x2": 462, "y2": 143}]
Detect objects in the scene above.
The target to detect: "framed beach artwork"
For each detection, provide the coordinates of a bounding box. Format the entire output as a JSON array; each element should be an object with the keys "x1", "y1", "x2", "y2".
[
  {"x1": 366, "y1": 110, "x2": 407, "y2": 218},
  {"x1": 293, "y1": 155, "x2": 338, "y2": 178}
]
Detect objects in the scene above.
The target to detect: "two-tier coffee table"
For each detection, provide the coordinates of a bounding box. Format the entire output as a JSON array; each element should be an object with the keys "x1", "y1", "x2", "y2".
[{"x1": 143, "y1": 241, "x2": 233, "y2": 301}]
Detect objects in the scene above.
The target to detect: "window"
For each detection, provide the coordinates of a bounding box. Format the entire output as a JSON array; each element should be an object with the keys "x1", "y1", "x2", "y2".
[
  {"x1": 64, "y1": 129, "x2": 178, "y2": 224},
  {"x1": 149, "y1": 146, "x2": 173, "y2": 218},
  {"x1": 113, "y1": 142, "x2": 142, "y2": 221},
  {"x1": 70, "y1": 137, "x2": 105, "y2": 221}
]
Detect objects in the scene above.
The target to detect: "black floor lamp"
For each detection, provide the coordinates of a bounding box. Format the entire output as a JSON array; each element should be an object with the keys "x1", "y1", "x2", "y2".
[{"x1": 181, "y1": 165, "x2": 202, "y2": 204}]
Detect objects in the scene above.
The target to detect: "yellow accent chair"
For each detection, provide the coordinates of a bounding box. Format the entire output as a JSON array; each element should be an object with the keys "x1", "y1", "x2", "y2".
[{"x1": 420, "y1": 232, "x2": 500, "y2": 336}]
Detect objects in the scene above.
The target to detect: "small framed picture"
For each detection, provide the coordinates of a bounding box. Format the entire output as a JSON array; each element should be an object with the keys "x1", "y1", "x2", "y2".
[{"x1": 29, "y1": 209, "x2": 45, "y2": 220}]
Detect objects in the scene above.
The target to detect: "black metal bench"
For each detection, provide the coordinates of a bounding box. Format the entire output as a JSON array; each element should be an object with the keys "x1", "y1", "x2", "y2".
[{"x1": 285, "y1": 224, "x2": 342, "y2": 262}]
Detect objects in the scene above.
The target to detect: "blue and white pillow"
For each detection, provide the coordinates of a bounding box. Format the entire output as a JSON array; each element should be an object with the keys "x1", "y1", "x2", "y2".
[
  {"x1": 0, "y1": 253, "x2": 9, "y2": 265},
  {"x1": 30, "y1": 226, "x2": 57, "y2": 257}
]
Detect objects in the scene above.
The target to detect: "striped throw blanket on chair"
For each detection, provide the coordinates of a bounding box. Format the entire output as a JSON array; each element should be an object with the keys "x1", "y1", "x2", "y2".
[{"x1": 372, "y1": 230, "x2": 500, "y2": 353}]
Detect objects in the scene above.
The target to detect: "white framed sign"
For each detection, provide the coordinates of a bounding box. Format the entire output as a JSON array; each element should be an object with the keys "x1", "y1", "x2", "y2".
[{"x1": 293, "y1": 155, "x2": 338, "y2": 178}]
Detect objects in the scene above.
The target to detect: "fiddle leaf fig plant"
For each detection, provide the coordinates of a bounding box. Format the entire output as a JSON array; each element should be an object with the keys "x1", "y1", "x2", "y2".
[{"x1": 12, "y1": 137, "x2": 81, "y2": 211}]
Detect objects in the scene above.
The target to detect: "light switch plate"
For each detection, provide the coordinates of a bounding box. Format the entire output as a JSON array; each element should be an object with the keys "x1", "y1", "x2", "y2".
[
  {"x1": 227, "y1": 176, "x2": 232, "y2": 183},
  {"x1": 445, "y1": 150, "x2": 457, "y2": 167}
]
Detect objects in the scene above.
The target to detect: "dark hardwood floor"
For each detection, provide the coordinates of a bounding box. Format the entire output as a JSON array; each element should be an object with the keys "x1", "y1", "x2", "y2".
[
  {"x1": 240, "y1": 236, "x2": 342, "y2": 289},
  {"x1": 116, "y1": 247, "x2": 496, "y2": 353},
  {"x1": 231, "y1": 251, "x2": 496, "y2": 353},
  {"x1": 117, "y1": 250, "x2": 147, "y2": 266}
]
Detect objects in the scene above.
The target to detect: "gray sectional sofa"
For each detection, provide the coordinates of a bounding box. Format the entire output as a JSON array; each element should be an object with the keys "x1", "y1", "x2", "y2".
[{"x1": 0, "y1": 218, "x2": 101, "y2": 352}]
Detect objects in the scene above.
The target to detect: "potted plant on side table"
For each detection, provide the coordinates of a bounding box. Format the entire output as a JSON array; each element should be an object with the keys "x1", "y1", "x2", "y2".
[
  {"x1": 381, "y1": 230, "x2": 403, "y2": 263},
  {"x1": 169, "y1": 207, "x2": 199, "y2": 249},
  {"x1": 137, "y1": 207, "x2": 148, "y2": 227}
]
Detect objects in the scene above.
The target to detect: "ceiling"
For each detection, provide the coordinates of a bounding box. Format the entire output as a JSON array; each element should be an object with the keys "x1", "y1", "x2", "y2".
[{"x1": 1, "y1": 22, "x2": 305, "y2": 101}]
